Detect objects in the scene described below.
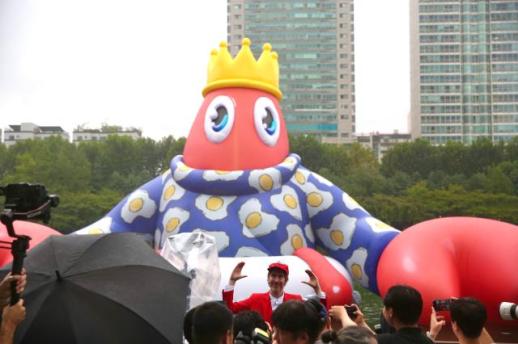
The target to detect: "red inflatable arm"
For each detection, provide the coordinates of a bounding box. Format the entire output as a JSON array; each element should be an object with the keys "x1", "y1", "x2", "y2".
[
  {"x1": 0, "y1": 221, "x2": 61, "y2": 268},
  {"x1": 295, "y1": 247, "x2": 353, "y2": 307},
  {"x1": 377, "y1": 217, "x2": 518, "y2": 325}
]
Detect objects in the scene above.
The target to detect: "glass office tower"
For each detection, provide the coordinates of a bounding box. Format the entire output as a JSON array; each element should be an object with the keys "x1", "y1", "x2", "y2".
[
  {"x1": 410, "y1": 0, "x2": 518, "y2": 144},
  {"x1": 228, "y1": 0, "x2": 355, "y2": 143}
]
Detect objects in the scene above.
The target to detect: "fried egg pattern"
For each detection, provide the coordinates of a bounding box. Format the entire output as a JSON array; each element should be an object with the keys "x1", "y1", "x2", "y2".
[
  {"x1": 301, "y1": 182, "x2": 333, "y2": 217},
  {"x1": 280, "y1": 224, "x2": 307, "y2": 255},
  {"x1": 346, "y1": 248, "x2": 369, "y2": 288},
  {"x1": 121, "y1": 189, "x2": 157, "y2": 223},
  {"x1": 75, "y1": 217, "x2": 113, "y2": 235},
  {"x1": 162, "y1": 207, "x2": 190, "y2": 235},
  {"x1": 195, "y1": 195, "x2": 237, "y2": 220},
  {"x1": 249, "y1": 168, "x2": 282, "y2": 193},
  {"x1": 203, "y1": 170, "x2": 243, "y2": 182},
  {"x1": 159, "y1": 178, "x2": 186, "y2": 211},
  {"x1": 343, "y1": 193, "x2": 365, "y2": 212},
  {"x1": 172, "y1": 157, "x2": 193, "y2": 181},
  {"x1": 316, "y1": 214, "x2": 356, "y2": 251},
  {"x1": 364, "y1": 217, "x2": 398, "y2": 233},
  {"x1": 238, "y1": 198, "x2": 279, "y2": 238},
  {"x1": 270, "y1": 185, "x2": 302, "y2": 220}
]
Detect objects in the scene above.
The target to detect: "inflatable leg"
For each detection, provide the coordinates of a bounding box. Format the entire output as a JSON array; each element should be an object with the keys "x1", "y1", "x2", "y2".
[{"x1": 377, "y1": 217, "x2": 518, "y2": 326}]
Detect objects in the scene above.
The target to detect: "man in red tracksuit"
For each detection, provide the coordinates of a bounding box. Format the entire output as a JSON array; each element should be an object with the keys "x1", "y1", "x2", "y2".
[{"x1": 222, "y1": 261, "x2": 325, "y2": 323}]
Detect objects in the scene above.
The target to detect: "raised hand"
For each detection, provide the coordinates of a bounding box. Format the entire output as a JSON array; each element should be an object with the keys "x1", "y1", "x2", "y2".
[
  {"x1": 428, "y1": 306, "x2": 446, "y2": 340},
  {"x1": 329, "y1": 305, "x2": 356, "y2": 329},
  {"x1": 229, "y1": 262, "x2": 247, "y2": 286},
  {"x1": 302, "y1": 269, "x2": 322, "y2": 295}
]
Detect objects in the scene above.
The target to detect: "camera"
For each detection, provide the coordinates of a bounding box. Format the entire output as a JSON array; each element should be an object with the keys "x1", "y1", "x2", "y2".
[
  {"x1": 432, "y1": 299, "x2": 452, "y2": 311},
  {"x1": 234, "y1": 328, "x2": 270, "y2": 344},
  {"x1": 345, "y1": 305, "x2": 357, "y2": 320},
  {"x1": 499, "y1": 302, "x2": 518, "y2": 320},
  {"x1": 0, "y1": 183, "x2": 59, "y2": 223}
]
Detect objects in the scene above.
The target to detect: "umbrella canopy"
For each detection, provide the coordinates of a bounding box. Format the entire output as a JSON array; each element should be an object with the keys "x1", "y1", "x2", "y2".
[{"x1": 1, "y1": 233, "x2": 190, "y2": 344}]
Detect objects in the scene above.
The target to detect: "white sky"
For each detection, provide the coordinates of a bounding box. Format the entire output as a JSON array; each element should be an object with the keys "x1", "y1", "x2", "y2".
[{"x1": 0, "y1": 0, "x2": 410, "y2": 140}]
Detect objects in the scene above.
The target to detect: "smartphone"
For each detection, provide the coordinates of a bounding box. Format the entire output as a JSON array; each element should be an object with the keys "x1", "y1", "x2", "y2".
[
  {"x1": 345, "y1": 305, "x2": 357, "y2": 319},
  {"x1": 433, "y1": 299, "x2": 452, "y2": 311}
]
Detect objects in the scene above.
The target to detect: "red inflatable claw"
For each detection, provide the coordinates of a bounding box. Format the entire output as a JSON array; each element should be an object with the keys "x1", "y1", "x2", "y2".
[
  {"x1": 0, "y1": 221, "x2": 62, "y2": 268},
  {"x1": 377, "y1": 217, "x2": 518, "y2": 325}
]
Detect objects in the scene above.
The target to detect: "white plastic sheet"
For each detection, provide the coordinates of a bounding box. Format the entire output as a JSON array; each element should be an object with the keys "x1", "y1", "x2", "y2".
[{"x1": 161, "y1": 230, "x2": 221, "y2": 309}]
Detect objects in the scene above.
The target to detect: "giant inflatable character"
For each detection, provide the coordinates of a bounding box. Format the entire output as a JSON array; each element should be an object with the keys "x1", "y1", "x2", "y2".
[
  {"x1": 70, "y1": 39, "x2": 517, "y2": 325},
  {"x1": 76, "y1": 39, "x2": 397, "y2": 297}
]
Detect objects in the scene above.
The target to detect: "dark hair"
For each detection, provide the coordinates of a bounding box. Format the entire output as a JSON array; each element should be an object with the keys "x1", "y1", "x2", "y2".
[
  {"x1": 305, "y1": 297, "x2": 328, "y2": 333},
  {"x1": 183, "y1": 306, "x2": 198, "y2": 344},
  {"x1": 271, "y1": 300, "x2": 321, "y2": 343},
  {"x1": 192, "y1": 301, "x2": 233, "y2": 344},
  {"x1": 383, "y1": 285, "x2": 423, "y2": 325},
  {"x1": 450, "y1": 298, "x2": 487, "y2": 339},
  {"x1": 321, "y1": 327, "x2": 376, "y2": 344},
  {"x1": 233, "y1": 310, "x2": 268, "y2": 339}
]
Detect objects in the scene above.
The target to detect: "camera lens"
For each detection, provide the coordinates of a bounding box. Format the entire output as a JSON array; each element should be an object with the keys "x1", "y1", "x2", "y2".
[{"x1": 499, "y1": 302, "x2": 518, "y2": 320}]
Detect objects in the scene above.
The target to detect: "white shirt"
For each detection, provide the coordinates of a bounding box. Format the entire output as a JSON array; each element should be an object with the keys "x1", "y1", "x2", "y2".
[{"x1": 270, "y1": 293, "x2": 284, "y2": 310}]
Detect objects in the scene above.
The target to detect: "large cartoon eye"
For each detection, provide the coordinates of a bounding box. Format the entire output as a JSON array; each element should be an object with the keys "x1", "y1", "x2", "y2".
[
  {"x1": 204, "y1": 96, "x2": 235, "y2": 143},
  {"x1": 254, "y1": 97, "x2": 280, "y2": 146}
]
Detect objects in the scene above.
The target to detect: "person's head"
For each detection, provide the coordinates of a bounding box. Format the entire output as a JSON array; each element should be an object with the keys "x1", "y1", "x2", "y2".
[
  {"x1": 304, "y1": 297, "x2": 328, "y2": 335},
  {"x1": 382, "y1": 285, "x2": 423, "y2": 328},
  {"x1": 267, "y1": 262, "x2": 289, "y2": 297},
  {"x1": 271, "y1": 300, "x2": 321, "y2": 344},
  {"x1": 450, "y1": 298, "x2": 487, "y2": 340},
  {"x1": 183, "y1": 306, "x2": 198, "y2": 344},
  {"x1": 192, "y1": 301, "x2": 233, "y2": 344},
  {"x1": 321, "y1": 327, "x2": 377, "y2": 344},
  {"x1": 233, "y1": 310, "x2": 269, "y2": 339}
]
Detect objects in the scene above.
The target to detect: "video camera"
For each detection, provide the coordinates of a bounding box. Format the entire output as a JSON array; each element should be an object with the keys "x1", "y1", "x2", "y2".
[
  {"x1": 234, "y1": 328, "x2": 271, "y2": 344},
  {"x1": 0, "y1": 183, "x2": 59, "y2": 224},
  {"x1": 0, "y1": 183, "x2": 59, "y2": 305}
]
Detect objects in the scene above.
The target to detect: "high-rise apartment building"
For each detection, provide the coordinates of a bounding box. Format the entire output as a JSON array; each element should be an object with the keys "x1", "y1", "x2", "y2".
[
  {"x1": 410, "y1": 0, "x2": 518, "y2": 144},
  {"x1": 227, "y1": 0, "x2": 355, "y2": 143}
]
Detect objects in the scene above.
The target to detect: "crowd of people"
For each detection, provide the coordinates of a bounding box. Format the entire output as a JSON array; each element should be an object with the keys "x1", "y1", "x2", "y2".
[
  {"x1": 0, "y1": 261, "x2": 497, "y2": 344},
  {"x1": 186, "y1": 262, "x2": 496, "y2": 344}
]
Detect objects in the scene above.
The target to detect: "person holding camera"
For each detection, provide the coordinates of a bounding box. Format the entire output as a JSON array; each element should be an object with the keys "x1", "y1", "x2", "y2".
[
  {"x1": 428, "y1": 297, "x2": 495, "y2": 344},
  {"x1": 223, "y1": 262, "x2": 325, "y2": 323},
  {"x1": 0, "y1": 271, "x2": 27, "y2": 344},
  {"x1": 376, "y1": 285, "x2": 433, "y2": 344},
  {"x1": 0, "y1": 299, "x2": 26, "y2": 343},
  {"x1": 328, "y1": 303, "x2": 374, "y2": 334},
  {"x1": 0, "y1": 271, "x2": 26, "y2": 308}
]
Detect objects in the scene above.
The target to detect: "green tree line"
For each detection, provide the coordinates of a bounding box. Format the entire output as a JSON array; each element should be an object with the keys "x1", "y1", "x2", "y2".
[{"x1": 0, "y1": 135, "x2": 517, "y2": 233}]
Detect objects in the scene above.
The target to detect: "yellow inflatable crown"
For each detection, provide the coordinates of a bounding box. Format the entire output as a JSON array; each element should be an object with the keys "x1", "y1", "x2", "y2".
[{"x1": 202, "y1": 38, "x2": 282, "y2": 100}]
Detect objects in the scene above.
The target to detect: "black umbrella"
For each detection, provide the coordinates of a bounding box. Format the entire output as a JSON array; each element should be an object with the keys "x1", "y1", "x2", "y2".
[{"x1": 1, "y1": 233, "x2": 190, "y2": 344}]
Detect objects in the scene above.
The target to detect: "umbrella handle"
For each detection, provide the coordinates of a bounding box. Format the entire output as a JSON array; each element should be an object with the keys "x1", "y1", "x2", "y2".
[{"x1": 10, "y1": 236, "x2": 30, "y2": 306}]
